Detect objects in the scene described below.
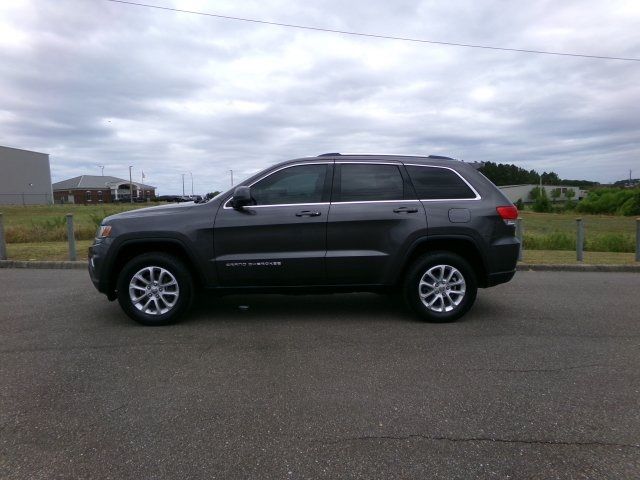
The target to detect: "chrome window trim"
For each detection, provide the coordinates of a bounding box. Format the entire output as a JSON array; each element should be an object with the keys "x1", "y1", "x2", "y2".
[
  {"x1": 331, "y1": 199, "x2": 420, "y2": 205},
  {"x1": 403, "y1": 163, "x2": 482, "y2": 201},
  {"x1": 222, "y1": 162, "x2": 332, "y2": 209}
]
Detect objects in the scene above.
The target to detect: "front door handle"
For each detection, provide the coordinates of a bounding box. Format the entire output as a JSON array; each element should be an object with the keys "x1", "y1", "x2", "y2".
[
  {"x1": 295, "y1": 210, "x2": 321, "y2": 217},
  {"x1": 393, "y1": 207, "x2": 419, "y2": 214}
]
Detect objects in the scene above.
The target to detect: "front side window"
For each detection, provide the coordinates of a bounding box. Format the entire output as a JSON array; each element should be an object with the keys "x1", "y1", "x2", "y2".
[
  {"x1": 337, "y1": 164, "x2": 405, "y2": 202},
  {"x1": 406, "y1": 166, "x2": 477, "y2": 200},
  {"x1": 251, "y1": 164, "x2": 327, "y2": 206}
]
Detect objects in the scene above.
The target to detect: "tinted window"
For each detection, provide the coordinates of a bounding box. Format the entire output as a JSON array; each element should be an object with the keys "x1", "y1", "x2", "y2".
[
  {"x1": 251, "y1": 164, "x2": 326, "y2": 205},
  {"x1": 338, "y1": 164, "x2": 404, "y2": 202},
  {"x1": 406, "y1": 166, "x2": 476, "y2": 200}
]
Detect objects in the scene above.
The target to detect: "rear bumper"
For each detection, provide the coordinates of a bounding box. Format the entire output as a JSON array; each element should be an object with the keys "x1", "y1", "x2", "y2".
[
  {"x1": 484, "y1": 237, "x2": 519, "y2": 287},
  {"x1": 486, "y1": 269, "x2": 516, "y2": 287}
]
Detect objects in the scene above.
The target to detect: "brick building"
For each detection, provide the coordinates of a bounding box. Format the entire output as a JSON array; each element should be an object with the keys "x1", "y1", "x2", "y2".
[{"x1": 52, "y1": 175, "x2": 156, "y2": 204}]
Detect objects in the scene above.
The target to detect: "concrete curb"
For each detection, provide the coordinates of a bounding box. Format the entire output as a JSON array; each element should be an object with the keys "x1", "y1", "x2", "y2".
[
  {"x1": 0, "y1": 260, "x2": 86, "y2": 270},
  {"x1": 1, "y1": 259, "x2": 638, "y2": 272},
  {"x1": 516, "y1": 263, "x2": 640, "y2": 272}
]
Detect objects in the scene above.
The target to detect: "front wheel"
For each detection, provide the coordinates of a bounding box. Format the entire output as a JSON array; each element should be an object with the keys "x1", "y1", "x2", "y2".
[
  {"x1": 116, "y1": 252, "x2": 194, "y2": 326},
  {"x1": 404, "y1": 252, "x2": 477, "y2": 323}
]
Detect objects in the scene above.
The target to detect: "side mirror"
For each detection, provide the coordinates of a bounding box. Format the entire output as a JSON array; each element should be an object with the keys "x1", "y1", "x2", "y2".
[{"x1": 230, "y1": 186, "x2": 252, "y2": 210}]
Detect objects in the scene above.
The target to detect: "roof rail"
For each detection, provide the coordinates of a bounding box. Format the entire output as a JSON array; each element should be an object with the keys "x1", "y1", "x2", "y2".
[{"x1": 317, "y1": 152, "x2": 459, "y2": 160}]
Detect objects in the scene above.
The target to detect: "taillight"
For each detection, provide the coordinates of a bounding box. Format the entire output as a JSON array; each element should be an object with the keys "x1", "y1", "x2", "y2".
[{"x1": 496, "y1": 206, "x2": 518, "y2": 225}]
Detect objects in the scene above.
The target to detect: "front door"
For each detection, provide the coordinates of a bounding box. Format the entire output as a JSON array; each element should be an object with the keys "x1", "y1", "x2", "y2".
[{"x1": 214, "y1": 163, "x2": 333, "y2": 286}]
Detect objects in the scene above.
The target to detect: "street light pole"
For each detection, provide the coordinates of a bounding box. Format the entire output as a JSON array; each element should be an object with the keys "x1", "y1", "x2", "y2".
[
  {"x1": 181, "y1": 173, "x2": 185, "y2": 197},
  {"x1": 128, "y1": 166, "x2": 133, "y2": 204},
  {"x1": 189, "y1": 171, "x2": 194, "y2": 197},
  {"x1": 230, "y1": 169, "x2": 234, "y2": 187}
]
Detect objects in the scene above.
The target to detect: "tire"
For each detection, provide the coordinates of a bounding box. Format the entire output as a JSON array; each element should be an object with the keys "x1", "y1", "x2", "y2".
[
  {"x1": 403, "y1": 251, "x2": 477, "y2": 323},
  {"x1": 116, "y1": 252, "x2": 194, "y2": 326}
]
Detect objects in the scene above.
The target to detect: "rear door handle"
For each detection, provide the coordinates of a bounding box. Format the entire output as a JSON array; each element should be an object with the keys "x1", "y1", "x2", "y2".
[
  {"x1": 295, "y1": 210, "x2": 321, "y2": 217},
  {"x1": 393, "y1": 207, "x2": 418, "y2": 214}
]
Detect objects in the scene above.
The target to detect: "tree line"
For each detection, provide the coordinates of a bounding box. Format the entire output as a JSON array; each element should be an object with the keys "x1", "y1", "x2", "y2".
[{"x1": 478, "y1": 161, "x2": 597, "y2": 187}]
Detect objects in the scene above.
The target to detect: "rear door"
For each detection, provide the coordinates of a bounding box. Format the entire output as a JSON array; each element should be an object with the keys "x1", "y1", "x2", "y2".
[
  {"x1": 214, "y1": 162, "x2": 332, "y2": 286},
  {"x1": 326, "y1": 162, "x2": 427, "y2": 285}
]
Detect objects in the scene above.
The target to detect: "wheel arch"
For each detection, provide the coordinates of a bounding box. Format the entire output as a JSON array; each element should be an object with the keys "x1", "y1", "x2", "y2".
[
  {"x1": 396, "y1": 236, "x2": 489, "y2": 288},
  {"x1": 106, "y1": 238, "x2": 205, "y2": 299}
]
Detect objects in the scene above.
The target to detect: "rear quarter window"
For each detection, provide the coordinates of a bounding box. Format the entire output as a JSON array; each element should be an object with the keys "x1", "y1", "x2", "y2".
[{"x1": 406, "y1": 166, "x2": 477, "y2": 200}]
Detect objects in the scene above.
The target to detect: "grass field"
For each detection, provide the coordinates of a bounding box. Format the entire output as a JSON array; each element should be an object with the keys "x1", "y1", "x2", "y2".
[
  {"x1": 521, "y1": 250, "x2": 636, "y2": 265},
  {"x1": 0, "y1": 205, "x2": 638, "y2": 262},
  {"x1": 519, "y1": 211, "x2": 637, "y2": 252},
  {"x1": 0, "y1": 203, "x2": 163, "y2": 243},
  {"x1": 6, "y1": 240, "x2": 93, "y2": 261}
]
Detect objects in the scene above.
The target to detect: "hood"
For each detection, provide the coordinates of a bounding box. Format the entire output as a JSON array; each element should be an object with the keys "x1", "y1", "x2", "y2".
[{"x1": 104, "y1": 202, "x2": 196, "y2": 223}]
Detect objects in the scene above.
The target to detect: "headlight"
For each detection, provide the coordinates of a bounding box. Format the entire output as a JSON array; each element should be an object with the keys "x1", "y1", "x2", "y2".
[{"x1": 96, "y1": 225, "x2": 112, "y2": 238}]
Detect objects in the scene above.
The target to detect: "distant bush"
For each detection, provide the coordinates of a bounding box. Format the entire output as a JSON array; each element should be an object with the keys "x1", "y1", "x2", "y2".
[
  {"x1": 531, "y1": 187, "x2": 552, "y2": 213},
  {"x1": 577, "y1": 188, "x2": 640, "y2": 215},
  {"x1": 617, "y1": 191, "x2": 640, "y2": 216}
]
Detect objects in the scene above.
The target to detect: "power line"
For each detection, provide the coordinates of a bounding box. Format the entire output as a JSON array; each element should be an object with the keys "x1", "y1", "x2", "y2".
[{"x1": 104, "y1": 0, "x2": 640, "y2": 62}]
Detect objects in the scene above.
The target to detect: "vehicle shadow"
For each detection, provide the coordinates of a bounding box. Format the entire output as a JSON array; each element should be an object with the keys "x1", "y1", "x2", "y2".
[
  {"x1": 187, "y1": 292, "x2": 410, "y2": 325},
  {"x1": 185, "y1": 292, "x2": 499, "y2": 326}
]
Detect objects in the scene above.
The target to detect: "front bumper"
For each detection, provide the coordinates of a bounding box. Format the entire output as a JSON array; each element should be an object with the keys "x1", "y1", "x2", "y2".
[{"x1": 88, "y1": 239, "x2": 112, "y2": 295}]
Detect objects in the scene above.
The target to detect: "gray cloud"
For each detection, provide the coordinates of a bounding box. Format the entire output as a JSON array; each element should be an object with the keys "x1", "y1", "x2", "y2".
[{"x1": 1, "y1": 0, "x2": 639, "y2": 194}]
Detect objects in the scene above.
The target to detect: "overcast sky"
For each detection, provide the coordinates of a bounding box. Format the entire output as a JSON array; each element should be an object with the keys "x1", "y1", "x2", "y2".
[{"x1": 1, "y1": 0, "x2": 639, "y2": 194}]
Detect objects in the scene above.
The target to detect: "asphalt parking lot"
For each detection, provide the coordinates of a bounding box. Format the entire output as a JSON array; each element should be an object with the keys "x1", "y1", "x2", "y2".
[{"x1": 1, "y1": 268, "x2": 639, "y2": 479}]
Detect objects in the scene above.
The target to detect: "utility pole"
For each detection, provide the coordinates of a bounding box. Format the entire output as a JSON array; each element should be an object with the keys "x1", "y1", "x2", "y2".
[
  {"x1": 230, "y1": 169, "x2": 234, "y2": 187},
  {"x1": 98, "y1": 165, "x2": 104, "y2": 176},
  {"x1": 181, "y1": 173, "x2": 185, "y2": 197},
  {"x1": 189, "y1": 171, "x2": 194, "y2": 197},
  {"x1": 129, "y1": 166, "x2": 133, "y2": 203}
]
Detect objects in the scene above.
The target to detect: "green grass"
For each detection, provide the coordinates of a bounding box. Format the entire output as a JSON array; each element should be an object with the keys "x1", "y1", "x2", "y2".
[
  {"x1": 0, "y1": 203, "x2": 162, "y2": 243},
  {"x1": 6, "y1": 240, "x2": 93, "y2": 261},
  {"x1": 521, "y1": 250, "x2": 637, "y2": 265},
  {"x1": 520, "y1": 211, "x2": 638, "y2": 252}
]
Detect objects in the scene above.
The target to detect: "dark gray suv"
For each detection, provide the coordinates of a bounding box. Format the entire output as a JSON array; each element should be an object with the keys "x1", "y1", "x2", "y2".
[{"x1": 89, "y1": 153, "x2": 519, "y2": 325}]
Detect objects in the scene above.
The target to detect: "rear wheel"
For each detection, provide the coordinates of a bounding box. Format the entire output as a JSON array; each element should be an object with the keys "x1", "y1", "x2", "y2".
[
  {"x1": 116, "y1": 252, "x2": 194, "y2": 326},
  {"x1": 404, "y1": 251, "x2": 477, "y2": 323}
]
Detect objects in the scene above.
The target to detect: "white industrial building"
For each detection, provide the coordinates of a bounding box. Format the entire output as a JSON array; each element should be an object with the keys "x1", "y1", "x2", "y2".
[
  {"x1": 499, "y1": 184, "x2": 588, "y2": 204},
  {"x1": 0, "y1": 146, "x2": 53, "y2": 205}
]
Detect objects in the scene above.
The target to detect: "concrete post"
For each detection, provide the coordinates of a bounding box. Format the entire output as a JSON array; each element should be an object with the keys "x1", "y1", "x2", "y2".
[
  {"x1": 66, "y1": 214, "x2": 76, "y2": 261},
  {"x1": 636, "y1": 218, "x2": 640, "y2": 262},
  {"x1": 0, "y1": 213, "x2": 7, "y2": 260},
  {"x1": 516, "y1": 217, "x2": 523, "y2": 261},
  {"x1": 576, "y1": 218, "x2": 584, "y2": 262}
]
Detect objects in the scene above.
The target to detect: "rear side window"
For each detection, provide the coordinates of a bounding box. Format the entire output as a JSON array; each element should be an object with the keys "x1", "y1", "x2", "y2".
[
  {"x1": 406, "y1": 166, "x2": 477, "y2": 200},
  {"x1": 251, "y1": 164, "x2": 327, "y2": 205},
  {"x1": 338, "y1": 164, "x2": 405, "y2": 202}
]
